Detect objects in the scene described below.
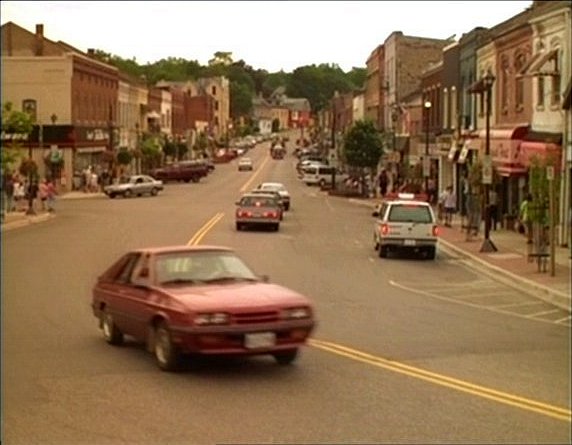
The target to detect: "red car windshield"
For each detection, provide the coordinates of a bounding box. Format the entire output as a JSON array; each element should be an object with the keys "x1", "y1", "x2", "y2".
[{"x1": 155, "y1": 251, "x2": 258, "y2": 285}]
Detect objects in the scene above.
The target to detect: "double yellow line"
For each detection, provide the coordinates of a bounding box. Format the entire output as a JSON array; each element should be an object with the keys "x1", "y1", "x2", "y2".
[
  {"x1": 187, "y1": 212, "x2": 224, "y2": 246},
  {"x1": 310, "y1": 339, "x2": 571, "y2": 422}
]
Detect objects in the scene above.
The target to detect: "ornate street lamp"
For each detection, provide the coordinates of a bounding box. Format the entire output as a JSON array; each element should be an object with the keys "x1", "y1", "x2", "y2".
[
  {"x1": 481, "y1": 70, "x2": 497, "y2": 253},
  {"x1": 424, "y1": 100, "x2": 432, "y2": 195}
]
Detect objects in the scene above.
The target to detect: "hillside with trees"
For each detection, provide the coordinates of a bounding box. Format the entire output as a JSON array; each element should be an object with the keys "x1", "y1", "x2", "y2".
[{"x1": 92, "y1": 50, "x2": 366, "y2": 118}]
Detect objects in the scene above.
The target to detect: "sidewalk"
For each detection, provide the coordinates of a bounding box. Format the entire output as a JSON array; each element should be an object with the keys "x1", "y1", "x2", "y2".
[
  {"x1": 347, "y1": 196, "x2": 571, "y2": 313},
  {"x1": 1, "y1": 191, "x2": 104, "y2": 232}
]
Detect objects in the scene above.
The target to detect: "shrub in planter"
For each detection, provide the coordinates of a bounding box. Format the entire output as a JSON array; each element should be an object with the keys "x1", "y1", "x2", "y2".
[{"x1": 19, "y1": 158, "x2": 38, "y2": 178}]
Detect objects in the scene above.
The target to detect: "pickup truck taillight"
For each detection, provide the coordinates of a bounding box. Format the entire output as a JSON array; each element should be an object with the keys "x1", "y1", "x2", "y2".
[
  {"x1": 432, "y1": 225, "x2": 439, "y2": 236},
  {"x1": 379, "y1": 224, "x2": 390, "y2": 236}
]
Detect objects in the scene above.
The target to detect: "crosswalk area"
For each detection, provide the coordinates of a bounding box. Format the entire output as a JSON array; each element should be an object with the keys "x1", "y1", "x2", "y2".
[{"x1": 390, "y1": 272, "x2": 571, "y2": 327}]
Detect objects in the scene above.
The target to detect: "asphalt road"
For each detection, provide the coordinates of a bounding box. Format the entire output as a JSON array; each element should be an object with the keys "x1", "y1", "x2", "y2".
[{"x1": 2, "y1": 135, "x2": 570, "y2": 444}]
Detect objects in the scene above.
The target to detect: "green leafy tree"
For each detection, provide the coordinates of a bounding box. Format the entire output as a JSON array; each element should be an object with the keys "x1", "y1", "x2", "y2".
[
  {"x1": 140, "y1": 135, "x2": 163, "y2": 171},
  {"x1": 230, "y1": 82, "x2": 253, "y2": 118},
  {"x1": 2, "y1": 102, "x2": 34, "y2": 174},
  {"x1": 287, "y1": 64, "x2": 353, "y2": 112},
  {"x1": 116, "y1": 148, "x2": 133, "y2": 166},
  {"x1": 343, "y1": 120, "x2": 383, "y2": 169},
  {"x1": 347, "y1": 67, "x2": 367, "y2": 89}
]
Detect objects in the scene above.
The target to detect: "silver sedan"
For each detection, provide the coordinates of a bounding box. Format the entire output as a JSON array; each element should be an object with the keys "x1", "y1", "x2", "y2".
[{"x1": 104, "y1": 175, "x2": 164, "y2": 199}]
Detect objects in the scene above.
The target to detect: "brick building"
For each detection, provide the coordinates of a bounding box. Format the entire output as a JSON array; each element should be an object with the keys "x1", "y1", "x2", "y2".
[
  {"x1": 1, "y1": 22, "x2": 119, "y2": 190},
  {"x1": 365, "y1": 44, "x2": 385, "y2": 130}
]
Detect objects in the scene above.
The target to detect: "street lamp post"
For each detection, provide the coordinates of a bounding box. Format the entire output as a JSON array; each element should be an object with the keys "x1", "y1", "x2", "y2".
[
  {"x1": 424, "y1": 100, "x2": 432, "y2": 196},
  {"x1": 480, "y1": 70, "x2": 497, "y2": 253}
]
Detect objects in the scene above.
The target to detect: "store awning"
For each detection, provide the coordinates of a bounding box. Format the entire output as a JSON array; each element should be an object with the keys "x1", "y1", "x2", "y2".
[
  {"x1": 477, "y1": 125, "x2": 529, "y2": 140},
  {"x1": 520, "y1": 141, "x2": 561, "y2": 167},
  {"x1": 447, "y1": 142, "x2": 459, "y2": 162},
  {"x1": 458, "y1": 139, "x2": 480, "y2": 163},
  {"x1": 495, "y1": 165, "x2": 528, "y2": 177}
]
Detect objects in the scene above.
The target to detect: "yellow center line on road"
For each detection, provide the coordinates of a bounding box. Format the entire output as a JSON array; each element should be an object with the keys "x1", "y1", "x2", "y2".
[
  {"x1": 240, "y1": 154, "x2": 271, "y2": 193},
  {"x1": 187, "y1": 212, "x2": 224, "y2": 246},
  {"x1": 309, "y1": 338, "x2": 571, "y2": 423}
]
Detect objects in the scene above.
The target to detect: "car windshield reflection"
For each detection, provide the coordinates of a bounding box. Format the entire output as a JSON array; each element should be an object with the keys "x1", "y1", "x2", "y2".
[{"x1": 156, "y1": 251, "x2": 258, "y2": 285}]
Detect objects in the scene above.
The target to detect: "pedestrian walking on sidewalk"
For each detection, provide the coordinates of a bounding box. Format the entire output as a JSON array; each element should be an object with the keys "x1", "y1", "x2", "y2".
[
  {"x1": 2, "y1": 172, "x2": 15, "y2": 214},
  {"x1": 39, "y1": 178, "x2": 49, "y2": 211},
  {"x1": 519, "y1": 193, "x2": 533, "y2": 244},
  {"x1": 46, "y1": 179, "x2": 57, "y2": 212},
  {"x1": 442, "y1": 186, "x2": 456, "y2": 227}
]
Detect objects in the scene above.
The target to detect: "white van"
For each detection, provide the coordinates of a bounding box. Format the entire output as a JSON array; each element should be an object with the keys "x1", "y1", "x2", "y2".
[{"x1": 302, "y1": 165, "x2": 338, "y2": 186}]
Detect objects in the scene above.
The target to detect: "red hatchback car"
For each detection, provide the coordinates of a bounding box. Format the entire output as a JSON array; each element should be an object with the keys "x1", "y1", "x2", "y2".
[{"x1": 92, "y1": 245, "x2": 316, "y2": 371}]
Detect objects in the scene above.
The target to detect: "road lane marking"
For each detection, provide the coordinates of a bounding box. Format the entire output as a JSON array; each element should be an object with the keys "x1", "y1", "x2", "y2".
[
  {"x1": 489, "y1": 301, "x2": 545, "y2": 309},
  {"x1": 309, "y1": 338, "x2": 571, "y2": 423},
  {"x1": 240, "y1": 155, "x2": 270, "y2": 193},
  {"x1": 555, "y1": 316, "x2": 572, "y2": 324},
  {"x1": 187, "y1": 212, "x2": 224, "y2": 245},
  {"x1": 389, "y1": 280, "x2": 570, "y2": 327},
  {"x1": 524, "y1": 309, "x2": 560, "y2": 318}
]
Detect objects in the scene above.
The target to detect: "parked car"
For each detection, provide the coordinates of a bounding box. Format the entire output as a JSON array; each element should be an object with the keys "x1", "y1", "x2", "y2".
[
  {"x1": 151, "y1": 160, "x2": 208, "y2": 183},
  {"x1": 372, "y1": 193, "x2": 439, "y2": 259},
  {"x1": 235, "y1": 193, "x2": 282, "y2": 231},
  {"x1": 91, "y1": 245, "x2": 316, "y2": 371},
  {"x1": 104, "y1": 175, "x2": 163, "y2": 199},
  {"x1": 238, "y1": 157, "x2": 253, "y2": 171},
  {"x1": 256, "y1": 182, "x2": 291, "y2": 211}
]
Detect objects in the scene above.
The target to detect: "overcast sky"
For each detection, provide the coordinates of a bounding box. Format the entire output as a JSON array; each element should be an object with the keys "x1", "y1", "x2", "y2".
[{"x1": 2, "y1": 1, "x2": 532, "y2": 73}]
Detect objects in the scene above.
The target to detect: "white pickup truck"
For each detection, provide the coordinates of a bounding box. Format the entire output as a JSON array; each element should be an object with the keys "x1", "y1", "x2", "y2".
[{"x1": 372, "y1": 193, "x2": 439, "y2": 260}]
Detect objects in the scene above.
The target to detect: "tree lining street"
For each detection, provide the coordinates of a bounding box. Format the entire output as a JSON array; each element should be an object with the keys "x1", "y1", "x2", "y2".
[{"x1": 2, "y1": 137, "x2": 570, "y2": 444}]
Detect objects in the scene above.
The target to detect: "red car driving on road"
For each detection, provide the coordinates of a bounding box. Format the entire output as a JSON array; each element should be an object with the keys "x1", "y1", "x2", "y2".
[{"x1": 92, "y1": 245, "x2": 316, "y2": 371}]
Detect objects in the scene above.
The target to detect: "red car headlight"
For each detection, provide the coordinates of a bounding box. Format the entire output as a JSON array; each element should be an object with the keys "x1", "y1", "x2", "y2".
[
  {"x1": 194, "y1": 312, "x2": 230, "y2": 326},
  {"x1": 280, "y1": 307, "x2": 311, "y2": 320}
]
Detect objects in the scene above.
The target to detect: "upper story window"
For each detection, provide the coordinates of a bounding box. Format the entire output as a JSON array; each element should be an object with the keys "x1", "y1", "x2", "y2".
[
  {"x1": 514, "y1": 53, "x2": 526, "y2": 111},
  {"x1": 214, "y1": 100, "x2": 219, "y2": 111},
  {"x1": 211, "y1": 86, "x2": 217, "y2": 96},
  {"x1": 500, "y1": 55, "x2": 510, "y2": 114},
  {"x1": 550, "y1": 50, "x2": 561, "y2": 106},
  {"x1": 442, "y1": 88, "x2": 449, "y2": 129},
  {"x1": 450, "y1": 87, "x2": 457, "y2": 130}
]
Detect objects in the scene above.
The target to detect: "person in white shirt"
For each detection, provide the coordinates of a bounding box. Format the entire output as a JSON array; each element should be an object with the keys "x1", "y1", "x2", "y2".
[{"x1": 443, "y1": 186, "x2": 456, "y2": 227}]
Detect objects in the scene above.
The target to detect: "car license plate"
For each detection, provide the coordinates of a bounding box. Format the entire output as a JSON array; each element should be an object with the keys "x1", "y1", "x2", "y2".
[
  {"x1": 244, "y1": 332, "x2": 276, "y2": 349},
  {"x1": 404, "y1": 239, "x2": 416, "y2": 246}
]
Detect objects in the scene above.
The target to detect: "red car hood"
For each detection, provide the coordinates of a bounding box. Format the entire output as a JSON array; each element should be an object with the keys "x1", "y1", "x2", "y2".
[{"x1": 162, "y1": 282, "x2": 311, "y2": 312}]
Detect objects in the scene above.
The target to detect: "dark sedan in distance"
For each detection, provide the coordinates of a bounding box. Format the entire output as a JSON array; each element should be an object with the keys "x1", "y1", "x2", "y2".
[{"x1": 91, "y1": 245, "x2": 316, "y2": 371}]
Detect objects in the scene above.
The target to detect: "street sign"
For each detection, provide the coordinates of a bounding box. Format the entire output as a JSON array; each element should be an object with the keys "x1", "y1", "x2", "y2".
[
  {"x1": 482, "y1": 155, "x2": 493, "y2": 185},
  {"x1": 546, "y1": 166, "x2": 554, "y2": 181}
]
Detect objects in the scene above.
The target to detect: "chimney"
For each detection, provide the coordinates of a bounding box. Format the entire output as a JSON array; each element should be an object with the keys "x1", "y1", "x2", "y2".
[
  {"x1": 87, "y1": 48, "x2": 95, "y2": 57},
  {"x1": 35, "y1": 24, "x2": 44, "y2": 56}
]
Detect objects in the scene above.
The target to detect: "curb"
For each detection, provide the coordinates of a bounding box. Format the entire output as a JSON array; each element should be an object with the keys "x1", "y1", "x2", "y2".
[
  {"x1": 1, "y1": 212, "x2": 55, "y2": 233},
  {"x1": 346, "y1": 196, "x2": 571, "y2": 313},
  {"x1": 438, "y1": 239, "x2": 571, "y2": 313},
  {"x1": 60, "y1": 193, "x2": 106, "y2": 200}
]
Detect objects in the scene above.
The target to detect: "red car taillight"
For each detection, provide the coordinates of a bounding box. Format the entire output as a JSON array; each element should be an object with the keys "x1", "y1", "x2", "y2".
[
  {"x1": 264, "y1": 211, "x2": 278, "y2": 218},
  {"x1": 237, "y1": 210, "x2": 252, "y2": 217},
  {"x1": 379, "y1": 224, "x2": 390, "y2": 236},
  {"x1": 432, "y1": 225, "x2": 439, "y2": 236}
]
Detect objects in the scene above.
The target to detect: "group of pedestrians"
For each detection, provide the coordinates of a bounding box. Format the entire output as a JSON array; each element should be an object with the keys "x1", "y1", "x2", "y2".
[{"x1": 2, "y1": 171, "x2": 57, "y2": 215}]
